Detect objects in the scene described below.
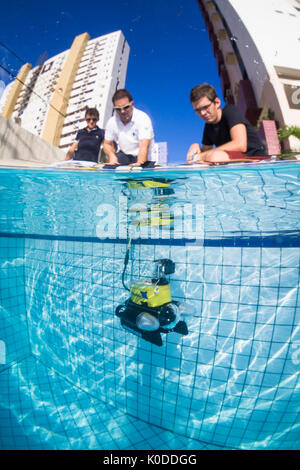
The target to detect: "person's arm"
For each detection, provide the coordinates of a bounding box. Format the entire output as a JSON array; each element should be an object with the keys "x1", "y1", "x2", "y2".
[
  {"x1": 199, "y1": 124, "x2": 247, "y2": 161},
  {"x1": 103, "y1": 139, "x2": 119, "y2": 164},
  {"x1": 65, "y1": 142, "x2": 78, "y2": 160},
  {"x1": 187, "y1": 143, "x2": 213, "y2": 162},
  {"x1": 214, "y1": 123, "x2": 247, "y2": 153},
  {"x1": 191, "y1": 124, "x2": 248, "y2": 163},
  {"x1": 130, "y1": 139, "x2": 151, "y2": 167},
  {"x1": 129, "y1": 112, "x2": 154, "y2": 166}
]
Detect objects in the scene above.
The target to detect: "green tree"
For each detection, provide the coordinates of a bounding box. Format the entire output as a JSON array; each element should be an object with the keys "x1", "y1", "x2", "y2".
[{"x1": 278, "y1": 125, "x2": 300, "y2": 141}]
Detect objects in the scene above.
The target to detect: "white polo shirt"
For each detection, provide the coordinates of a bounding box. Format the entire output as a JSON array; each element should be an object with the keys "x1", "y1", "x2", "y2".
[{"x1": 105, "y1": 107, "x2": 155, "y2": 160}]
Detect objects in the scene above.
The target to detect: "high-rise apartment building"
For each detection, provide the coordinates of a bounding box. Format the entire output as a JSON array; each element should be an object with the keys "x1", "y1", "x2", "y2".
[
  {"x1": 0, "y1": 31, "x2": 130, "y2": 152},
  {"x1": 152, "y1": 142, "x2": 168, "y2": 166},
  {"x1": 198, "y1": 0, "x2": 300, "y2": 152}
]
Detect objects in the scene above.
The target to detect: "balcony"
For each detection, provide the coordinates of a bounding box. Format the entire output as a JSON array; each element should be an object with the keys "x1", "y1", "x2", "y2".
[{"x1": 237, "y1": 80, "x2": 262, "y2": 127}]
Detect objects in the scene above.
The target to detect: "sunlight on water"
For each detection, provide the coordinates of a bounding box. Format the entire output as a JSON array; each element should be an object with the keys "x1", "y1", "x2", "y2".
[{"x1": 0, "y1": 165, "x2": 300, "y2": 449}]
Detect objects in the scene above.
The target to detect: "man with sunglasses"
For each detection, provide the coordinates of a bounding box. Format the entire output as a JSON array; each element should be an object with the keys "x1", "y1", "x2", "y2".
[
  {"x1": 103, "y1": 89, "x2": 155, "y2": 168},
  {"x1": 186, "y1": 83, "x2": 267, "y2": 164},
  {"x1": 65, "y1": 108, "x2": 104, "y2": 163}
]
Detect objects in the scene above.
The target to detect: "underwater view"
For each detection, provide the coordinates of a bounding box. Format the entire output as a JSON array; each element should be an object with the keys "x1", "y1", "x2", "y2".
[{"x1": 0, "y1": 162, "x2": 300, "y2": 450}]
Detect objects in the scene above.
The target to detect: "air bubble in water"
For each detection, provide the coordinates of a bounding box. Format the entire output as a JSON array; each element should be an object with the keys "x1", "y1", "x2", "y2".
[{"x1": 230, "y1": 35, "x2": 238, "y2": 41}]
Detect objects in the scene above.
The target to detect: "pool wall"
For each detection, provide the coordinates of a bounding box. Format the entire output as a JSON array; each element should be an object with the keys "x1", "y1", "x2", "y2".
[
  {"x1": 0, "y1": 116, "x2": 65, "y2": 167},
  {"x1": 0, "y1": 236, "x2": 30, "y2": 372},
  {"x1": 23, "y1": 237, "x2": 300, "y2": 449},
  {"x1": 0, "y1": 165, "x2": 300, "y2": 450}
]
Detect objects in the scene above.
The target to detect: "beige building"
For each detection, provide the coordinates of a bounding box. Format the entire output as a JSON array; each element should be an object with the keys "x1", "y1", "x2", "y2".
[
  {"x1": 198, "y1": 0, "x2": 300, "y2": 152},
  {"x1": 0, "y1": 31, "x2": 130, "y2": 152}
]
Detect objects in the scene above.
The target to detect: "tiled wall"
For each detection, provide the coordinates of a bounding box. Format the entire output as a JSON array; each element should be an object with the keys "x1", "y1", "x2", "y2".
[
  {"x1": 0, "y1": 236, "x2": 30, "y2": 372},
  {"x1": 1, "y1": 165, "x2": 300, "y2": 449},
  {"x1": 23, "y1": 235, "x2": 300, "y2": 449}
]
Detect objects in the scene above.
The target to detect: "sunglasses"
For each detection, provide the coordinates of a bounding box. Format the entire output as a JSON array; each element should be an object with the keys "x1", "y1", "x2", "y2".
[
  {"x1": 194, "y1": 101, "x2": 215, "y2": 114},
  {"x1": 86, "y1": 117, "x2": 97, "y2": 122},
  {"x1": 113, "y1": 101, "x2": 133, "y2": 112}
]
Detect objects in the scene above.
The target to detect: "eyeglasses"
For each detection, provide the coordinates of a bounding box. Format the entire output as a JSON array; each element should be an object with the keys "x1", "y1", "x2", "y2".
[
  {"x1": 113, "y1": 102, "x2": 133, "y2": 112},
  {"x1": 194, "y1": 101, "x2": 214, "y2": 114},
  {"x1": 86, "y1": 117, "x2": 97, "y2": 122}
]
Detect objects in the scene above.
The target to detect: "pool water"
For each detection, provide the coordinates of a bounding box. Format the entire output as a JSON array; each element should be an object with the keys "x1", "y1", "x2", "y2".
[{"x1": 0, "y1": 163, "x2": 300, "y2": 450}]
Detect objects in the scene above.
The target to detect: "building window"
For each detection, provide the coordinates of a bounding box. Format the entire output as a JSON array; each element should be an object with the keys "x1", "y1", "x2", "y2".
[{"x1": 41, "y1": 61, "x2": 53, "y2": 74}]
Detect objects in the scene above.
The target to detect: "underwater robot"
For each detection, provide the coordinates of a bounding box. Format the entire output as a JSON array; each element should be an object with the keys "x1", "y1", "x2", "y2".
[{"x1": 116, "y1": 259, "x2": 188, "y2": 346}]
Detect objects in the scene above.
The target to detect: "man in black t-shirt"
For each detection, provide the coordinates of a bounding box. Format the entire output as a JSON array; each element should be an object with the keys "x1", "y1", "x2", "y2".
[
  {"x1": 65, "y1": 108, "x2": 104, "y2": 163},
  {"x1": 186, "y1": 83, "x2": 267, "y2": 164}
]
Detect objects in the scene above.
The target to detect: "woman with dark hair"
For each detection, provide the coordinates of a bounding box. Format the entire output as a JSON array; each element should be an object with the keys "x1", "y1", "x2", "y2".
[{"x1": 65, "y1": 108, "x2": 104, "y2": 163}]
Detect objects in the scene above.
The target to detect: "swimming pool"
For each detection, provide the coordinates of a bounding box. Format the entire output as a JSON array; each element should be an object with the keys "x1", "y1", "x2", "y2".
[{"x1": 0, "y1": 162, "x2": 299, "y2": 450}]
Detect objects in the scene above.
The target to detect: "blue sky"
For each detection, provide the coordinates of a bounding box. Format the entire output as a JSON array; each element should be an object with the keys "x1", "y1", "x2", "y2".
[{"x1": 0, "y1": 0, "x2": 223, "y2": 163}]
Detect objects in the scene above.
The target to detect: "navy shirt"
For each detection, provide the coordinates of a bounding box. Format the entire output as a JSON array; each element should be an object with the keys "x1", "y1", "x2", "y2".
[
  {"x1": 202, "y1": 104, "x2": 266, "y2": 156},
  {"x1": 74, "y1": 126, "x2": 105, "y2": 163}
]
